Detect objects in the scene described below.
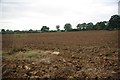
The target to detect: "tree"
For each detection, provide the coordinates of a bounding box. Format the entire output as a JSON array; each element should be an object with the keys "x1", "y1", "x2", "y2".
[
  {"x1": 76, "y1": 24, "x2": 82, "y2": 30},
  {"x1": 6, "y1": 29, "x2": 10, "y2": 32},
  {"x1": 6, "y1": 29, "x2": 13, "y2": 34},
  {"x1": 95, "y1": 22, "x2": 106, "y2": 30},
  {"x1": 81, "y1": 23, "x2": 87, "y2": 30},
  {"x1": 6, "y1": 29, "x2": 10, "y2": 33},
  {"x1": 41, "y1": 26, "x2": 49, "y2": 32},
  {"x1": 56, "y1": 25, "x2": 60, "y2": 31},
  {"x1": 14, "y1": 30, "x2": 20, "y2": 33},
  {"x1": 77, "y1": 23, "x2": 89, "y2": 30},
  {"x1": 108, "y1": 15, "x2": 120, "y2": 30},
  {"x1": 29, "y1": 29, "x2": 33, "y2": 31},
  {"x1": 29, "y1": 29, "x2": 33, "y2": 33},
  {"x1": 86, "y1": 22, "x2": 94, "y2": 30},
  {"x1": 64, "y1": 23, "x2": 72, "y2": 31},
  {"x1": 1, "y1": 29, "x2": 5, "y2": 32},
  {"x1": 103, "y1": 21, "x2": 109, "y2": 30}
]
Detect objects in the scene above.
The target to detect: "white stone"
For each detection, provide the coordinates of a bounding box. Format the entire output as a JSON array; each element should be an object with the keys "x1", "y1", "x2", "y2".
[{"x1": 52, "y1": 51, "x2": 60, "y2": 55}]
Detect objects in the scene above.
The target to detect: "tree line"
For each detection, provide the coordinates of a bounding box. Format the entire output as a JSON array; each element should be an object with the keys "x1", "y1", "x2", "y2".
[{"x1": 1, "y1": 14, "x2": 120, "y2": 34}]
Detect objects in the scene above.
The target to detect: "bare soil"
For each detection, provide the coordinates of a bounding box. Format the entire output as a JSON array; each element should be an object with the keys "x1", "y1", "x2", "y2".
[{"x1": 2, "y1": 31, "x2": 119, "y2": 79}]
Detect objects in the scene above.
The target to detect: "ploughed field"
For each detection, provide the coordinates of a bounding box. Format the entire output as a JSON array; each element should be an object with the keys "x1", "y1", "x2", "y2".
[{"x1": 2, "y1": 31, "x2": 119, "y2": 79}]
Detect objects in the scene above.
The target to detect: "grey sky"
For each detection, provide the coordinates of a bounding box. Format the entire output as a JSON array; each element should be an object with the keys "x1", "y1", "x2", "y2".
[{"x1": 0, "y1": 0, "x2": 119, "y2": 30}]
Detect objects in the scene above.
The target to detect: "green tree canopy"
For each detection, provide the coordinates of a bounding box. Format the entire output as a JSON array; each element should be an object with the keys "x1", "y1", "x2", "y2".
[
  {"x1": 76, "y1": 24, "x2": 82, "y2": 30},
  {"x1": 95, "y1": 22, "x2": 106, "y2": 30},
  {"x1": 56, "y1": 25, "x2": 60, "y2": 31},
  {"x1": 64, "y1": 23, "x2": 72, "y2": 31},
  {"x1": 1, "y1": 29, "x2": 5, "y2": 32},
  {"x1": 86, "y1": 22, "x2": 94, "y2": 30},
  {"x1": 108, "y1": 15, "x2": 120, "y2": 30},
  {"x1": 81, "y1": 23, "x2": 87, "y2": 30},
  {"x1": 41, "y1": 26, "x2": 49, "y2": 32}
]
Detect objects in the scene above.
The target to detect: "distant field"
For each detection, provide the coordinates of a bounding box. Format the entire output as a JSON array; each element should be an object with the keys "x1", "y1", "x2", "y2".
[{"x1": 2, "y1": 31, "x2": 119, "y2": 79}]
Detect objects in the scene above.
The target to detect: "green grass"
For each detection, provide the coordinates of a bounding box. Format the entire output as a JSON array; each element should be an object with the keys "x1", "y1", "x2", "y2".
[
  {"x1": 3, "y1": 50, "x2": 40, "y2": 61},
  {"x1": 14, "y1": 34, "x2": 28, "y2": 38},
  {"x1": 117, "y1": 48, "x2": 120, "y2": 52}
]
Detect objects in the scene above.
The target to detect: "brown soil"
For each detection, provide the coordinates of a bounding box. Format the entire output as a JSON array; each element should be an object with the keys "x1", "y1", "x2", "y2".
[{"x1": 2, "y1": 31, "x2": 119, "y2": 79}]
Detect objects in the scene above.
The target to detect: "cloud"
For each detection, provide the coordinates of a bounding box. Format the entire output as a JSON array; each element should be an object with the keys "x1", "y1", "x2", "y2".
[{"x1": 0, "y1": 0, "x2": 118, "y2": 30}]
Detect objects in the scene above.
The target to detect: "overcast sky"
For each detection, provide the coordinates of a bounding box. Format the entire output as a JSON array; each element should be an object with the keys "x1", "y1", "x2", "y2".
[{"x1": 0, "y1": 0, "x2": 119, "y2": 30}]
